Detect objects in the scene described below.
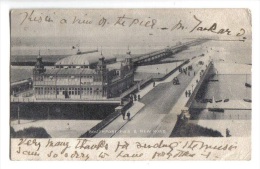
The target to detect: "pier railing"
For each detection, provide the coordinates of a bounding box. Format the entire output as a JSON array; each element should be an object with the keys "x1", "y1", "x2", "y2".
[
  {"x1": 185, "y1": 61, "x2": 214, "y2": 108},
  {"x1": 11, "y1": 96, "x2": 121, "y2": 103}
]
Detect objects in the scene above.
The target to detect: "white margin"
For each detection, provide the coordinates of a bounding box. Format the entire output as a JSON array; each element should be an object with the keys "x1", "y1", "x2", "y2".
[{"x1": 0, "y1": 0, "x2": 259, "y2": 169}]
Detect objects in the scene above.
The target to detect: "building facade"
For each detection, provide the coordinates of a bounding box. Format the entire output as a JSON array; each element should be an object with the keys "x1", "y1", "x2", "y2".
[{"x1": 33, "y1": 52, "x2": 134, "y2": 100}]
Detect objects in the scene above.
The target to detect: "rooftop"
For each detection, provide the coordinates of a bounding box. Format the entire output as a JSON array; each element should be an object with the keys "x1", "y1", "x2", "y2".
[
  {"x1": 55, "y1": 52, "x2": 116, "y2": 66},
  {"x1": 44, "y1": 68, "x2": 97, "y2": 75}
]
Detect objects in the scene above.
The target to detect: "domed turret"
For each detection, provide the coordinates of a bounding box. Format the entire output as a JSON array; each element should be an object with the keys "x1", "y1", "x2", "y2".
[
  {"x1": 97, "y1": 56, "x2": 106, "y2": 70},
  {"x1": 125, "y1": 46, "x2": 132, "y2": 67},
  {"x1": 33, "y1": 50, "x2": 46, "y2": 74}
]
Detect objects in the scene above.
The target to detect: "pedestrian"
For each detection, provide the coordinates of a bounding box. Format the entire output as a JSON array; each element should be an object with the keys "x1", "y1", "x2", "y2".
[
  {"x1": 134, "y1": 94, "x2": 137, "y2": 101},
  {"x1": 226, "y1": 128, "x2": 231, "y2": 137},
  {"x1": 153, "y1": 81, "x2": 155, "y2": 87},
  {"x1": 67, "y1": 123, "x2": 70, "y2": 130},
  {"x1": 194, "y1": 71, "x2": 196, "y2": 76},
  {"x1": 130, "y1": 95, "x2": 133, "y2": 102},
  {"x1": 185, "y1": 90, "x2": 188, "y2": 97},
  {"x1": 138, "y1": 94, "x2": 141, "y2": 100},
  {"x1": 188, "y1": 90, "x2": 191, "y2": 97},
  {"x1": 122, "y1": 111, "x2": 126, "y2": 120},
  {"x1": 127, "y1": 112, "x2": 131, "y2": 120}
]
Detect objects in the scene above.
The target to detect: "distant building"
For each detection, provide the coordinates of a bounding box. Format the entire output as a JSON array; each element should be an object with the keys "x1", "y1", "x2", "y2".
[
  {"x1": 33, "y1": 51, "x2": 134, "y2": 99},
  {"x1": 10, "y1": 78, "x2": 33, "y2": 96}
]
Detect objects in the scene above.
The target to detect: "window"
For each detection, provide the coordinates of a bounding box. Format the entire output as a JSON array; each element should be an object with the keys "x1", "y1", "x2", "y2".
[{"x1": 71, "y1": 88, "x2": 74, "y2": 95}]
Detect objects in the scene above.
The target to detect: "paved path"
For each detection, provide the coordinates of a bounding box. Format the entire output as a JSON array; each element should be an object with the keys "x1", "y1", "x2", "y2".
[
  {"x1": 112, "y1": 59, "x2": 204, "y2": 137},
  {"x1": 94, "y1": 54, "x2": 210, "y2": 138}
]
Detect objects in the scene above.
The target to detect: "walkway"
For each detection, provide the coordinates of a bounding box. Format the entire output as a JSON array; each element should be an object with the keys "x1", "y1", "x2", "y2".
[
  {"x1": 95, "y1": 56, "x2": 209, "y2": 138},
  {"x1": 94, "y1": 101, "x2": 144, "y2": 138}
]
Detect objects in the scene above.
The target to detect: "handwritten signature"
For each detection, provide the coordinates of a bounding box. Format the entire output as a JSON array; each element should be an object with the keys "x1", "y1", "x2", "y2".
[{"x1": 17, "y1": 10, "x2": 246, "y2": 37}]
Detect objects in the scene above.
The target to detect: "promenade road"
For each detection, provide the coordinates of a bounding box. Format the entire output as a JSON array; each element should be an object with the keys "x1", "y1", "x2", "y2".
[{"x1": 112, "y1": 59, "x2": 204, "y2": 137}]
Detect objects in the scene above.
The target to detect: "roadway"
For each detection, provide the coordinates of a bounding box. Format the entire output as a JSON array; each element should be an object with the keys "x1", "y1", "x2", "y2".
[{"x1": 95, "y1": 56, "x2": 205, "y2": 138}]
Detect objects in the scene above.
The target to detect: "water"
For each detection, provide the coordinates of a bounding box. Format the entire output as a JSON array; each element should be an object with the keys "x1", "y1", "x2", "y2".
[
  {"x1": 11, "y1": 37, "x2": 251, "y2": 64},
  {"x1": 11, "y1": 36, "x2": 185, "y2": 56},
  {"x1": 202, "y1": 74, "x2": 251, "y2": 101},
  {"x1": 190, "y1": 40, "x2": 251, "y2": 120},
  {"x1": 205, "y1": 40, "x2": 251, "y2": 64}
]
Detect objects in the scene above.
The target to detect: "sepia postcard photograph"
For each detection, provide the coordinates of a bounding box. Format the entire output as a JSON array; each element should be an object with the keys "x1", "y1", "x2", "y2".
[{"x1": 9, "y1": 8, "x2": 252, "y2": 161}]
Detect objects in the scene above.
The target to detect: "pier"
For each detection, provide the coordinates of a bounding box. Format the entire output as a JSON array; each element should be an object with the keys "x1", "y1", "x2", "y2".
[
  {"x1": 92, "y1": 55, "x2": 212, "y2": 138},
  {"x1": 11, "y1": 38, "x2": 224, "y2": 138}
]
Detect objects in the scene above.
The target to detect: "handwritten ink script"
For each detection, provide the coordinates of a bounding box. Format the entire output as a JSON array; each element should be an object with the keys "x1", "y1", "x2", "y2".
[
  {"x1": 16, "y1": 10, "x2": 247, "y2": 37},
  {"x1": 11, "y1": 138, "x2": 250, "y2": 160}
]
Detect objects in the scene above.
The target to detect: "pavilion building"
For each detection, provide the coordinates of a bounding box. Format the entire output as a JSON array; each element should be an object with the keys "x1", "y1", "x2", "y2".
[{"x1": 33, "y1": 51, "x2": 134, "y2": 100}]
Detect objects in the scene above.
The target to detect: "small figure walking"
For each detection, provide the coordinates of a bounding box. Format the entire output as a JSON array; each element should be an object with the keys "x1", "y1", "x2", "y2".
[
  {"x1": 134, "y1": 94, "x2": 137, "y2": 101},
  {"x1": 153, "y1": 81, "x2": 155, "y2": 87},
  {"x1": 185, "y1": 90, "x2": 188, "y2": 97},
  {"x1": 130, "y1": 94, "x2": 133, "y2": 102},
  {"x1": 67, "y1": 123, "x2": 70, "y2": 130},
  {"x1": 127, "y1": 112, "x2": 131, "y2": 120},
  {"x1": 188, "y1": 90, "x2": 191, "y2": 97},
  {"x1": 226, "y1": 128, "x2": 231, "y2": 137},
  {"x1": 138, "y1": 94, "x2": 141, "y2": 101},
  {"x1": 194, "y1": 71, "x2": 196, "y2": 76}
]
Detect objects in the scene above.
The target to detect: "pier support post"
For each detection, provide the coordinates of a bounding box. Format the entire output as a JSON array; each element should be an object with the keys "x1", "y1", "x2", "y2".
[
  {"x1": 17, "y1": 104, "x2": 20, "y2": 124},
  {"x1": 47, "y1": 105, "x2": 50, "y2": 120},
  {"x1": 82, "y1": 105, "x2": 85, "y2": 119}
]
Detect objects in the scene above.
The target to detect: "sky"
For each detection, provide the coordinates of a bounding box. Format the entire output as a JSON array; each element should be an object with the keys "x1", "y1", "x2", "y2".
[{"x1": 10, "y1": 9, "x2": 252, "y2": 48}]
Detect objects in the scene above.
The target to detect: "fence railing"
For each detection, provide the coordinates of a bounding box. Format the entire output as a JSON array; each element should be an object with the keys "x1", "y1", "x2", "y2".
[
  {"x1": 11, "y1": 96, "x2": 121, "y2": 103},
  {"x1": 185, "y1": 62, "x2": 213, "y2": 108}
]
